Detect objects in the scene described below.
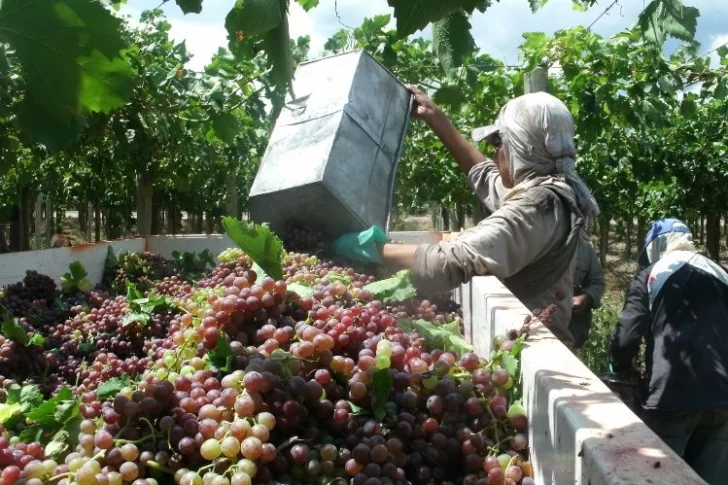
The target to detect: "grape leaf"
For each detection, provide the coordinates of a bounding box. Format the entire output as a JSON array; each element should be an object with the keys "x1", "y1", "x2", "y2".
[
  {"x1": 363, "y1": 270, "x2": 417, "y2": 303},
  {"x1": 126, "y1": 281, "x2": 143, "y2": 301},
  {"x1": 54, "y1": 400, "x2": 80, "y2": 423},
  {"x1": 396, "y1": 318, "x2": 473, "y2": 355},
  {"x1": 324, "y1": 272, "x2": 352, "y2": 286},
  {"x1": 0, "y1": 0, "x2": 134, "y2": 145},
  {"x1": 225, "y1": 0, "x2": 282, "y2": 38},
  {"x1": 0, "y1": 403, "x2": 21, "y2": 424},
  {"x1": 45, "y1": 429, "x2": 71, "y2": 459},
  {"x1": 387, "y1": 0, "x2": 489, "y2": 37},
  {"x1": 502, "y1": 354, "x2": 518, "y2": 377},
  {"x1": 20, "y1": 385, "x2": 42, "y2": 407},
  {"x1": 176, "y1": 0, "x2": 203, "y2": 14},
  {"x1": 262, "y1": 11, "x2": 293, "y2": 93},
  {"x1": 210, "y1": 335, "x2": 234, "y2": 372},
  {"x1": 637, "y1": 0, "x2": 699, "y2": 46},
  {"x1": 222, "y1": 217, "x2": 285, "y2": 280},
  {"x1": 96, "y1": 376, "x2": 130, "y2": 401},
  {"x1": 29, "y1": 333, "x2": 45, "y2": 347},
  {"x1": 432, "y1": 11, "x2": 475, "y2": 74},
  {"x1": 121, "y1": 312, "x2": 151, "y2": 326},
  {"x1": 212, "y1": 113, "x2": 240, "y2": 145},
  {"x1": 61, "y1": 261, "x2": 93, "y2": 293},
  {"x1": 433, "y1": 85, "x2": 466, "y2": 111},
  {"x1": 348, "y1": 401, "x2": 365, "y2": 415},
  {"x1": 296, "y1": 0, "x2": 319, "y2": 11},
  {"x1": 372, "y1": 369, "x2": 392, "y2": 421},
  {"x1": 26, "y1": 387, "x2": 74, "y2": 423},
  {"x1": 105, "y1": 246, "x2": 119, "y2": 270},
  {"x1": 79, "y1": 342, "x2": 96, "y2": 354},
  {"x1": 288, "y1": 283, "x2": 315, "y2": 299},
  {"x1": 1, "y1": 312, "x2": 29, "y2": 346}
]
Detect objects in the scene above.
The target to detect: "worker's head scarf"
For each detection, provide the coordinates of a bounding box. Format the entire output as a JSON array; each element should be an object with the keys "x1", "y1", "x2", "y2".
[
  {"x1": 472, "y1": 92, "x2": 599, "y2": 231},
  {"x1": 638, "y1": 218, "x2": 696, "y2": 268}
]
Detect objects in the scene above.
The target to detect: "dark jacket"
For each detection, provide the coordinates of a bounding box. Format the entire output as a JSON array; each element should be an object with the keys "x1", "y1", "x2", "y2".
[{"x1": 610, "y1": 254, "x2": 728, "y2": 411}]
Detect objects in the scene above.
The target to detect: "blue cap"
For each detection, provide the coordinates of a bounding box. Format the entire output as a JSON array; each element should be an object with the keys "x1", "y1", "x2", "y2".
[{"x1": 638, "y1": 218, "x2": 691, "y2": 267}]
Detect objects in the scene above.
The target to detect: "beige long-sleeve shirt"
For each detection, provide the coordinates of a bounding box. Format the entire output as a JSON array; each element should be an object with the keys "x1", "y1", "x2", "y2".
[{"x1": 411, "y1": 160, "x2": 577, "y2": 347}]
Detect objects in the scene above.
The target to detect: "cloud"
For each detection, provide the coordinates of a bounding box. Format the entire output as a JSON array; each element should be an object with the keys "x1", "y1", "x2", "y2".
[{"x1": 168, "y1": 19, "x2": 227, "y2": 70}]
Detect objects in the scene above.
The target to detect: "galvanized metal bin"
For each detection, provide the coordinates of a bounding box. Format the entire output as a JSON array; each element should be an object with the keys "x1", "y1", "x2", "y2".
[{"x1": 248, "y1": 50, "x2": 412, "y2": 238}]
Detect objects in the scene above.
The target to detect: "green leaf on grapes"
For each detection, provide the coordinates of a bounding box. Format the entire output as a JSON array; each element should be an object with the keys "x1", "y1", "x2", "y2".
[
  {"x1": 27, "y1": 333, "x2": 45, "y2": 347},
  {"x1": 96, "y1": 376, "x2": 130, "y2": 401},
  {"x1": 325, "y1": 272, "x2": 352, "y2": 286},
  {"x1": 288, "y1": 283, "x2": 315, "y2": 299},
  {"x1": 348, "y1": 401, "x2": 366, "y2": 416},
  {"x1": 26, "y1": 387, "x2": 74, "y2": 423},
  {"x1": 20, "y1": 385, "x2": 42, "y2": 407},
  {"x1": 126, "y1": 281, "x2": 143, "y2": 301},
  {"x1": 61, "y1": 261, "x2": 93, "y2": 293},
  {"x1": 210, "y1": 335, "x2": 234, "y2": 372},
  {"x1": 511, "y1": 334, "x2": 526, "y2": 358},
  {"x1": 222, "y1": 218, "x2": 285, "y2": 281},
  {"x1": 397, "y1": 318, "x2": 473, "y2": 355},
  {"x1": 45, "y1": 429, "x2": 71, "y2": 459},
  {"x1": 0, "y1": 310, "x2": 28, "y2": 346},
  {"x1": 79, "y1": 342, "x2": 96, "y2": 354},
  {"x1": 54, "y1": 399, "x2": 80, "y2": 423},
  {"x1": 372, "y1": 369, "x2": 393, "y2": 421},
  {"x1": 105, "y1": 246, "x2": 119, "y2": 270},
  {"x1": 0, "y1": 403, "x2": 21, "y2": 424},
  {"x1": 502, "y1": 354, "x2": 518, "y2": 377},
  {"x1": 363, "y1": 270, "x2": 417, "y2": 304},
  {"x1": 121, "y1": 312, "x2": 151, "y2": 326}
]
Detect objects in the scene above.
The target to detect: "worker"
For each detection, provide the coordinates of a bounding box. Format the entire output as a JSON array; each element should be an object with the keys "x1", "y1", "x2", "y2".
[
  {"x1": 569, "y1": 241, "x2": 605, "y2": 350},
  {"x1": 50, "y1": 226, "x2": 71, "y2": 248},
  {"x1": 335, "y1": 87, "x2": 599, "y2": 348},
  {"x1": 609, "y1": 218, "x2": 728, "y2": 485}
]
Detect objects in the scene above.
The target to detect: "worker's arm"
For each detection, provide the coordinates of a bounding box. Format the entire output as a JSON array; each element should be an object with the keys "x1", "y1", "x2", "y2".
[
  {"x1": 407, "y1": 85, "x2": 485, "y2": 175},
  {"x1": 609, "y1": 270, "x2": 650, "y2": 374},
  {"x1": 579, "y1": 245, "x2": 606, "y2": 310},
  {"x1": 407, "y1": 85, "x2": 507, "y2": 212},
  {"x1": 381, "y1": 244, "x2": 418, "y2": 269}
]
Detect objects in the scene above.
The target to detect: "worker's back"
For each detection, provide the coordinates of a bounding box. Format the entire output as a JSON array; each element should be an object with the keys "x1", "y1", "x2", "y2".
[{"x1": 643, "y1": 251, "x2": 728, "y2": 411}]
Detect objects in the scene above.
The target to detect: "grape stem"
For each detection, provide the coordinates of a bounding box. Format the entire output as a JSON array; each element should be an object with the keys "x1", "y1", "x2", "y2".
[
  {"x1": 114, "y1": 434, "x2": 155, "y2": 445},
  {"x1": 146, "y1": 459, "x2": 174, "y2": 474},
  {"x1": 140, "y1": 417, "x2": 157, "y2": 442},
  {"x1": 48, "y1": 472, "x2": 71, "y2": 482}
]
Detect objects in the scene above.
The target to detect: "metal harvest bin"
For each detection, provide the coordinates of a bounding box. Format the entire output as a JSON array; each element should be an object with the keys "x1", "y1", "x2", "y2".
[{"x1": 248, "y1": 50, "x2": 412, "y2": 238}]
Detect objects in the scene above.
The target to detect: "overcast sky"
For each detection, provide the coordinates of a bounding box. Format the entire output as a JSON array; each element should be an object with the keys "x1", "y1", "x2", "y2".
[{"x1": 122, "y1": 0, "x2": 728, "y2": 71}]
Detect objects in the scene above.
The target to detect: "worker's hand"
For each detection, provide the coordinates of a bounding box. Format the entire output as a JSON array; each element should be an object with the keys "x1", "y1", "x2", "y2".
[
  {"x1": 333, "y1": 226, "x2": 389, "y2": 265},
  {"x1": 572, "y1": 294, "x2": 592, "y2": 313},
  {"x1": 406, "y1": 84, "x2": 441, "y2": 124}
]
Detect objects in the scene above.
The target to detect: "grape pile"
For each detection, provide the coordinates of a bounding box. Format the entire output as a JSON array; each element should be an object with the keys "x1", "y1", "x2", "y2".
[
  {"x1": 103, "y1": 252, "x2": 180, "y2": 294},
  {"x1": 0, "y1": 243, "x2": 538, "y2": 485}
]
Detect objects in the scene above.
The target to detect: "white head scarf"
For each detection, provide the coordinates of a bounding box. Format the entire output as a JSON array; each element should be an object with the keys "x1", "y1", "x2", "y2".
[{"x1": 472, "y1": 92, "x2": 599, "y2": 230}]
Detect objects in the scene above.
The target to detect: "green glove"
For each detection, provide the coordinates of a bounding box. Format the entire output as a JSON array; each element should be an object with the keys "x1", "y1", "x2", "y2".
[{"x1": 333, "y1": 225, "x2": 389, "y2": 264}]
